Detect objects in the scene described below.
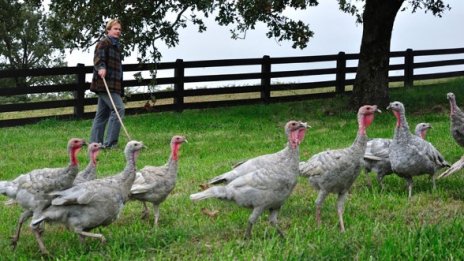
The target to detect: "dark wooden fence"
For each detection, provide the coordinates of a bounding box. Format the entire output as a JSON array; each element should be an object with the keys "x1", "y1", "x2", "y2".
[{"x1": 1, "y1": 47, "x2": 464, "y2": 127}]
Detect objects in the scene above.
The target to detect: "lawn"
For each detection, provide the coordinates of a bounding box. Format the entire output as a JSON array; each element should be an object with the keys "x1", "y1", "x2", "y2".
[{"x1": 1, "y1": 78, "x2": 464, "y2": 260}]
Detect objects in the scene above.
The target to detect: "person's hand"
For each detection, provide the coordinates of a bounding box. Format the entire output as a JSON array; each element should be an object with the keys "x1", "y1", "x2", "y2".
[{"x1": 98, "y1": 68, "x2": 106, "y2": 78}]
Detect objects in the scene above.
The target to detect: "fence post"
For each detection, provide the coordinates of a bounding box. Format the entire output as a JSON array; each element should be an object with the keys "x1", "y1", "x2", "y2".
[
  {"x1": 261, "y1": 55, "x2": 271, "y2": 104},
  {"x1": 73, "y1": 63, "x2": 85, "y2": 118},
  {"x1": 336, "y1": 52, "x2": 346, "y2": 94},
  {"x1": 404, "y1": 48, "x2": 414, "y2": 87},
  {"x1": 174, "y1": 59, "x2": 185, "y2": 112}
]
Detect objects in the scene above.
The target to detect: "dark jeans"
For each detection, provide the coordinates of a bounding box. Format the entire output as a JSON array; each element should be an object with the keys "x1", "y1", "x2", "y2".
[{"x1": 90, "y1": 92, "x2": 125, "y2": 147}]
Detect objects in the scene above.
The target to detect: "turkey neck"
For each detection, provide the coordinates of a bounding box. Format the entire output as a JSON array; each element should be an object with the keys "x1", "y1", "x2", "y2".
[
  {"x1": 69, "y1": 145, "x2": 81, "y2": 167},
  {"x1": 166, "y1": 142, "x2": 181, "y2": 175},
  {"x1": 449, "y1": 96, "x2": 459, "y2": 116},
  {"x1": 79, "y1": 151, "x2": 97, "y2": 175},
  {"x1": 82, "y1": 150, "x2": 98, "y2": 174},
  {"x1": 285, "y1": 130, "x2": 302, "y2": 168},
  {"x1": 417, "y1": 129, "x2": 427, "y2": 139},
  {"x1": 393, "y1": 109, "x2": 411, "y2": 141},
  {"x1": 351, "y1": 113, "x2": 371, "y2": 152},
  {"x1": 450, "y1": 98, "x2": 464, "y2": 120},
  {"x1": 90, "y1": 148, "x2": 99, "y2": 166},
  {"x1": 284, "y1": 143, "x2": 300, "y2": 160},
  {"x1": 119, "y1": 149, "x2": 139, "y2": 191}
]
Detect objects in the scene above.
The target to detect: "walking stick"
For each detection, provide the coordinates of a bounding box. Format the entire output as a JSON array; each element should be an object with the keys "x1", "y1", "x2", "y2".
[{"x1": 102, "y1": 77, "x2": 132, "y2": 141}]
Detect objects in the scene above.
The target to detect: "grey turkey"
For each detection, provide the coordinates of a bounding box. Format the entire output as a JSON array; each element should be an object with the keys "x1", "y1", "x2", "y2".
[
  {"x1": 73, "y1": 142, "x2": 102, "y2": 185},
  {"x1": 0, "y1": 138, "x2": 86, "y2": 249},
  {"x1": 208, "y1": 121, "x2": 309, "y2": 186},
  {"x1": 130, "y1": 135, "x2": 187, "y2": 226},
  {"x1": 0, "y1": 138, "x2": 86, "y2": 250},
  {"x1": 190, "y1": 120, "x2": 309, "y2": 238},
  {"x1": 415, "y1": 122, "x2": 433, "y2": 139},
  {"x1": 388, "y1": 101, "x2": 449, "y2": 198},
  {"x1": 1, "y1": 142, "x2": 101, "y2": 206},
  {"x1": 363, "y1": 122, "x2": 432, "y2": 189},
  {"x1": 300, "y1": 105, "x2": 380, "y2": 232},
  {"x1": 439, "y1": 92, "x2": 464, "y2": 178},
  {"x1": 31, "y1": 140, "x2": 144, "y2": 255}
]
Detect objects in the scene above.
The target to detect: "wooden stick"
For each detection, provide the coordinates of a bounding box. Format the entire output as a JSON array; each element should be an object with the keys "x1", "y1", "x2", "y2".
[{"x1": 102, "y1": 77, "x2": 132, "y2": 141}]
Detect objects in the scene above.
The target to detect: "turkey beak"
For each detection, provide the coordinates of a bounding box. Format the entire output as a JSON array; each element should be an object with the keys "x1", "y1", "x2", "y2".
[
  {"x1": 386, "y1": 104, "x2": 391, "y2": 110},
  {"x1": 376, "y1": 109, "x2": 382, "y2": 113},
  {"x1": 139, "y1": 142, "x2": 148, "y2": 149}
]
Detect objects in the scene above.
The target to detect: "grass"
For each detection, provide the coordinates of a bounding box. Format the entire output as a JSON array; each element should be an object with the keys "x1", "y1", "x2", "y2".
[{"x1": 1, "y1": 77, "x2": 464, "y2": 260}]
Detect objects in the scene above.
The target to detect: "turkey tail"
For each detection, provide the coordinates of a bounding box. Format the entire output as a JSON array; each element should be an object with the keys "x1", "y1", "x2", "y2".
[
  {"x1": 363, "y1": 154, "x2": 383, "y2": 161},
  {"x1": 438, "y1": 157, "x2": 464, "y2": 179},
  {"x1": 299, "y1": 161, "x2": 315, "y2": 177},
  {"x1": 0, "y1": 181, "x2": 6, "y2": 195},
  {"x1": 0, "y1": 181, "x2": 16, "y2": 198},
  {"x1": 190, "y1": 186, "x2": 227, "y2": 201},
  {"x1": 4, "y1": 199, "x2": 17, "y2": 206},
  {"x1": 208, "y1": 175, "x2": 227, "y2": 185},
  {"x1": 299, "y1": 162, "x2": 307, "y2": 176},
  {"x1": 31, "y1": 216, "x2": 46, "y2": 227},
  {"x1": 31, "y1": 206, "x2": 65, "y2": 226},
  {"x1": 208, "y1": 169, "x2": 240, "y2": 185}
]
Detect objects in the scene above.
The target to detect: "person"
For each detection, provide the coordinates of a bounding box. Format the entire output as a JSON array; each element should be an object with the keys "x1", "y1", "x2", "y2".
[{"x1": 89, "y1": 19, "x2": 124, "y2": 149}]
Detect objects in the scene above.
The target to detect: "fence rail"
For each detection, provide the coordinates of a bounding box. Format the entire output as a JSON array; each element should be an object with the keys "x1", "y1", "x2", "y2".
[{"x1": 1, "y1": 47, "x2": 464, "y2": 127}]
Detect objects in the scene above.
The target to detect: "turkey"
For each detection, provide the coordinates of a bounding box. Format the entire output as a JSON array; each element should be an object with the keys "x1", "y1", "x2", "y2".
[
  {"x1": 439, "y1": 92, "x2": 464, "y2": 178},
  {"x1": 2, "y1": 142, "x2": 101, "y2": 206},
  {"x1": 0, "y1": 138, "x2": 86, "y2": 249},
  {"x1": 130, "y1": 135, "x2": 187, "y2": 226},
  {"x1": 73, "y1": 142, "x2": 102, "y2": 185},
  {"x1": 207, "y1": 121, "x2": 308, "y2": 185},
  {"x1": 363, "y1": 122, "x2": 432, "y2": 189},
  {"x1": 415, "y1": 122, "x2": 433, "y2": 139},
  {"x1": 388, "y1": 101, "x2": 449, "y2": 198},
  {"x1": 31, "y1": 140, "x2": 144, "y2": 255},
  {"x1": 190, "y1": 120, "x2": 308, "y2": 238},
  {"x1": 447, "y1": 92, "x2": 464, "y2": 147},
  {"x1": 300, "y1": 105, "x2": 380, "y2": 232}
]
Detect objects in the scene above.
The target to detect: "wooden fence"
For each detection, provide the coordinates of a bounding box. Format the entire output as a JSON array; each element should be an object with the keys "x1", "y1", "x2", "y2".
[{"x1": 1, "y1": 47, "x2": 464, "y2": 127}]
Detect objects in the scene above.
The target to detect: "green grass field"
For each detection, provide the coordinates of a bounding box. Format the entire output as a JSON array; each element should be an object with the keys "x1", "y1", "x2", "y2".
[{"x1": 1, "y1": 78, "x2": 464, "y2": 260}]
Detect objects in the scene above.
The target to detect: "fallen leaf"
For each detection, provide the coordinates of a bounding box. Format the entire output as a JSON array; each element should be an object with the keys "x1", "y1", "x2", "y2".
[
  {"x1": 201, "y1": 208, "x2": 219, "y2": 218},
  {"x1": 199, "y1": 183, "x2": 210, "y2": 191}
]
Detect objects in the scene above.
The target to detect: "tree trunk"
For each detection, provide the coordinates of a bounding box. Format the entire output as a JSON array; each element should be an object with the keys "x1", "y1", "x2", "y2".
[{"x1": 350, "y1": 0, "x2": 404, "y2": 110}]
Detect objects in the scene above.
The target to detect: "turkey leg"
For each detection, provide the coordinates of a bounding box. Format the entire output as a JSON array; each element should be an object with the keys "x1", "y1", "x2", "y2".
[
  {"x1": 245, "y1": 207, "x2": 265, "y2": 239},
  {"x1": 11, "y1": 210, "x2": 32, "y2": 249},
  {"x1": 268, "y1": 208, "x2": 284, "y2": 237},
  {"x1": 337, "y1": 192, "x2": 348, "y2": 233},
  {"x1": 315, "y1": 190, "x2": 328, "y2": 227},
  {"x1": 76, "y1": 230, "x2": 107, "y2": 243}
]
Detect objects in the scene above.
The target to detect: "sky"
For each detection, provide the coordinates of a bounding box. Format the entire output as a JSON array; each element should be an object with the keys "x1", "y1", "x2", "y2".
[{"x1": 67, "y1": 0, "x2": 464, "y2": 85}]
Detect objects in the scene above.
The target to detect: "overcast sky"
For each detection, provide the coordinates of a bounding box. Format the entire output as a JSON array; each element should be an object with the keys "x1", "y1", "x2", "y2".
[
  {"x1": 68, "y1": 0, "x2": 464, "y2": 65},
  {"x1": 67, "y1": 0, "x2": 463, "y2": 88}
]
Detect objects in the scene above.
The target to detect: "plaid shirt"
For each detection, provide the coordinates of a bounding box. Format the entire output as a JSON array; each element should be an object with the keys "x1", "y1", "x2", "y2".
[{"x1": 90, "y1": 36, "x2": 123, "y2": 95}]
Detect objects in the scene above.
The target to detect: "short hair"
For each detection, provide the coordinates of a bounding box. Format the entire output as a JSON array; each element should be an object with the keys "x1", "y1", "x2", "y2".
[{"x1": 105, "y1": 19, "x2": 121, "y2": 33}]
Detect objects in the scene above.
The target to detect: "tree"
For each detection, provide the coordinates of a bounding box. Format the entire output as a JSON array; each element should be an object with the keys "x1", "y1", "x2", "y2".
[
  {"x1": 0, "y1": 0, "x2": 70, "y2": 89},
  {"x1": 338, "y1": 0, "x2": 450, "y2": 108},
  {"x1": 211, "y1": 0, "x2": 450, "y2": 109},
  {"x1": 46, "y1": 1, "x2": 215, "y2": 62},
  {"x1": 45, "y1": 1, "x2": 316, "y2": 60},
  {"x1": 45, "y1": 0, "x2": 450, "y2": 109}
]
